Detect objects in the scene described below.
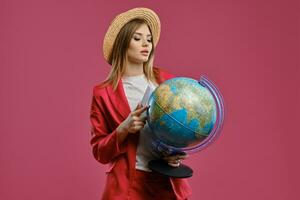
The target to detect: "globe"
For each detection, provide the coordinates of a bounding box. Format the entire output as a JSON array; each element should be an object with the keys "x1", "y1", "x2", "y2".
[
  {"x1": 146, "y1": 76, "x2": 225, "y2": 178},
  {"x1": 147, "y1": 76, "x2": 223, "y2": 153}
]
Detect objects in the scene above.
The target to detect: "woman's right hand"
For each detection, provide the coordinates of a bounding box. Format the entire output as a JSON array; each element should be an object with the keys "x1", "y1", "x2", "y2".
[{"x1": 116, "y1": 103, "x2": 148, "y2": 136}]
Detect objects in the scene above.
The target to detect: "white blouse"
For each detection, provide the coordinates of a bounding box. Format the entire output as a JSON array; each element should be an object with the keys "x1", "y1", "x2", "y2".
[{"x1": 122, "y1": 74, "x2": 160, "y2": 171}]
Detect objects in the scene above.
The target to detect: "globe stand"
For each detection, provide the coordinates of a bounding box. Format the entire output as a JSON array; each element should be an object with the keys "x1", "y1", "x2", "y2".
[{"x1": 149, "y1": 160, "x2": 193, "y2": 178}]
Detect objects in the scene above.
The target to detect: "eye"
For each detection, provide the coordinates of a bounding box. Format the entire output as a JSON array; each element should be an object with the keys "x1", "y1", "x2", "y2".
[
  {"x1": 133, "y1": 37, "x2": 140, "y2": 41},
  {"x1": 147, "y1": 39, "x2": 152, "y2": 43}
]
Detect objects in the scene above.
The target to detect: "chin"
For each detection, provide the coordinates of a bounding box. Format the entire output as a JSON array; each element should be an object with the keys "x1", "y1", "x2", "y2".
[
  {"x1": 136, "y1": 58, "x2": 148, "y2": 63},
  {"x1": 130, "y1": 57, "x2": 149, "y2": 64},
  {"x1": 141, "y1": 57, "x2": 149, "y2": 62}
]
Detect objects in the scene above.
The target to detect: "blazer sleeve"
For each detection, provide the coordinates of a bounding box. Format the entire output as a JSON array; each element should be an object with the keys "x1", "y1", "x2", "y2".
[{"x1": 89, "y1": 91, "x2": 127, "y2": 164}]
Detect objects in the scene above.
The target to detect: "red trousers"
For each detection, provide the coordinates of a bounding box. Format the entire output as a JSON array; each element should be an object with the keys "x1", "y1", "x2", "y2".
[{"x1": 130, "y1": 169, "x2": 183, "y2": 200}]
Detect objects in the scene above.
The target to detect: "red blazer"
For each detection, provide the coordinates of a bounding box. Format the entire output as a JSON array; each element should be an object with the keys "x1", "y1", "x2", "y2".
[{"x1": 90, "y1": 67, "x2": 192, "y2": 200}]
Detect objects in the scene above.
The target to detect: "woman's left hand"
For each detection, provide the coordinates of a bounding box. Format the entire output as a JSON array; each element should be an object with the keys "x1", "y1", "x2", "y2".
[{"x1": 162, "y1": 153, "x2": 188, "y2": 167}]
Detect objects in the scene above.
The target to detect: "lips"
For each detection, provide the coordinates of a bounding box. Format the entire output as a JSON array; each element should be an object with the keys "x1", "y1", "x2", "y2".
[{"x1": 141, "y1": 50, "x2": 149, "y2": 54}]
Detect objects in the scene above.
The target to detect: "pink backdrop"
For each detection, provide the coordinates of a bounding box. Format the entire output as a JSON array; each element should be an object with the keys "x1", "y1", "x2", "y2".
[{"x1": 1, "y1": 0, "x2": 299, "y2": 199}]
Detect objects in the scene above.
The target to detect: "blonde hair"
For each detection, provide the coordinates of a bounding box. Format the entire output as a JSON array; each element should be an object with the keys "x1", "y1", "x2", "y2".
[{"x1": 101, "y1": 18, "x2": 159, "y2": 90}]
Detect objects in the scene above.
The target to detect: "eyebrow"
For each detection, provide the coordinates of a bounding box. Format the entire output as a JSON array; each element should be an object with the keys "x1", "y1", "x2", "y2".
[{"x1": 134, "y1": 32, "x2": 152, "y2": 37}]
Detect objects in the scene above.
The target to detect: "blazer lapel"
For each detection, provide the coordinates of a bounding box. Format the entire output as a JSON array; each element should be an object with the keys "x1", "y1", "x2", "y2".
[
  {"x1": 105, "y1": 80, "x2": 131, "y2": 121},
  {"x1": 105, "y1": 80, "x2": 139, "y2": 173}
]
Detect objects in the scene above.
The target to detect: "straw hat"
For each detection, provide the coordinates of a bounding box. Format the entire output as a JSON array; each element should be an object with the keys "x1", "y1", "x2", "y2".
[{"x1": 103, "y1": 7, "x2": 161, "y2": 63}]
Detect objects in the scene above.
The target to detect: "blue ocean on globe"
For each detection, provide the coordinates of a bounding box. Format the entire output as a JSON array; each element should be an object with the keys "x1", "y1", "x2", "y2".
[{"x1": 147, "y1": 77, "x2": 217, "y2": 148}]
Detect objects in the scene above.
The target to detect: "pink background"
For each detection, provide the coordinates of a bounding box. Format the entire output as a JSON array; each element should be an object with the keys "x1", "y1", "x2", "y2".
[{"x1": 1, "y1": 0, "x2": 299, "y2": 199}]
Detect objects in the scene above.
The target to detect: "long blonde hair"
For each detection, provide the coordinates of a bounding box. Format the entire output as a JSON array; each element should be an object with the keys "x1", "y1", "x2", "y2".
[{"x1": 101, "y1": 18, "x2": 159, "y2": 90}]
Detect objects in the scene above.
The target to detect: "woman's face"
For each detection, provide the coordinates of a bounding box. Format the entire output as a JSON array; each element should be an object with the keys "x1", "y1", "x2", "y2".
[{"x1": 127, "y1": 23, "x2": 153, "y2": 64}]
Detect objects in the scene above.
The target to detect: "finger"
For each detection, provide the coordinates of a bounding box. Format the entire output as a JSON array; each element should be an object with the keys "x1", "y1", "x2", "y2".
[
  {"x1": 132, "y1": 115, "x2": 147, "y2": 122},
  {"x1": 167, "y1": 162, "x2": 180, "y2": 167},
  {"x1": 134, "y1": 103, "x2": 142, "y2": 110},
  {"x1": 163, "y1": 156, "x2": 177, "y2": 162},
  {"x1": 170, "y1": 159, "x2": 181, "y2": 164},
  {"x1": 131, "y1": 115, "x2": 139, "y2": 121},
  {"x1": 163, "y1": 154, "x2": 188, "y2": 161},
  {"x1": 140, "y1": 115, "x2": 147, "y2": 122},
  {"x1": 130, "y1": 122, "x2": 146, "y2": 131},
  {"x1": 132, "y1": 125, "x2": 145, "y2": 132},
  {"x1": 132, "y1": 121, "x2": 145, "y2": 127},
  {"x1": 132, "y1": 106, "x2": 149, "y2": 116},
  {"x1": 129, "y1": 125, "x2": 144, "y2": 133}
]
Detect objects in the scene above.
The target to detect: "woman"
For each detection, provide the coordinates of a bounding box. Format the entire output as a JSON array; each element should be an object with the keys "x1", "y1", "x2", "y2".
[{"x1": 90, "y1": 7, "x2": 192, "y2": 200}]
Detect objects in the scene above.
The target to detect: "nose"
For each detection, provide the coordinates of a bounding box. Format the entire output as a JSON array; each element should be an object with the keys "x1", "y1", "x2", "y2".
[{"x1": 142, "y1": 38, "x2": 149, "y2": 47}]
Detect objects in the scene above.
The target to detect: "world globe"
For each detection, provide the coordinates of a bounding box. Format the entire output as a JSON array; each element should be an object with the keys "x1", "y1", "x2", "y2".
[
  {"x1": 146, "y1": 76, "x2": 225, "y2": 178},
  {"x1": 146, "y1": 76, "x2": 224, "y2": 154}
]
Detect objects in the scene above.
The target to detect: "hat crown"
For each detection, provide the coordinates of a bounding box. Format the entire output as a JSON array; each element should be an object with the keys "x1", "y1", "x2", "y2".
[{"x1": 103, "y1": 7, "x2": 161, "y2": 63}]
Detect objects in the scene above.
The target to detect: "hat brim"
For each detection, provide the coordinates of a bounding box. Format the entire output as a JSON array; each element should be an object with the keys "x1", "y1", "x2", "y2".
[{"x1": 103, "y1": 7, "x2": 161, "y2": 63}]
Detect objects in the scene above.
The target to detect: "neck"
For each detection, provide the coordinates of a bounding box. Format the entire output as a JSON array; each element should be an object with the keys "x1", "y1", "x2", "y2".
[{"x1": 123, "y1": 61, "x2": 144, "y2": 77}]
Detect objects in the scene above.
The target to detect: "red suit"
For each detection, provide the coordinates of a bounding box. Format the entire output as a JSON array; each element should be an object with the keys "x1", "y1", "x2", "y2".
[{"x1": 90, "y1": 67, "x2": 192, "y2": 200}]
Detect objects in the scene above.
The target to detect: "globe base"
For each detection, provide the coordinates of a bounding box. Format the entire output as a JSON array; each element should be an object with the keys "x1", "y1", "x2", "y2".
[{"x1": 148, "y1": 160, "x2": 193, "y2": 178}]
